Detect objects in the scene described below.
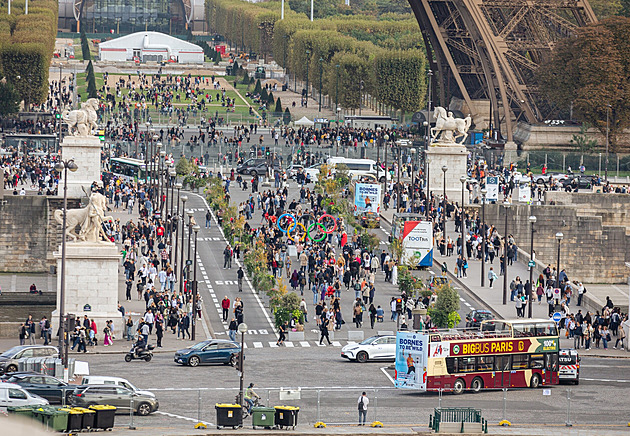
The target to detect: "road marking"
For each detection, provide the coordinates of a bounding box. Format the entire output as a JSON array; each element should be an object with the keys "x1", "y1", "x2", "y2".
[
  {"x1": 299, "y1": 341, "x2": 310, "y2": 347},
  {"x1": 284, "y1": 341, "x2": 294, "y2": 347},
  {"x1": 253, "y1": 342, "x2": 263, "y2": 348},
  {"x1": 331, "y1": 341, "x2": 341, "y2": 347},
  {"x1": 258, "y1": 329, "x2": 268, "y2": 335},
  {"x1": 269, "y1": 342, "x2": 279, "y2": 348},
  {"x1": 247, "y1": 329, "x2": 258, "y2": 335},
  {"x1": 380, "y1": 367, "x2": 396, "y2": 386},
  {"x1": 582, "y1": 378, "x2": 630, "y2": 383},
  {"x1": 154, "y1": 411, "x2": 213, "y2": 426}
]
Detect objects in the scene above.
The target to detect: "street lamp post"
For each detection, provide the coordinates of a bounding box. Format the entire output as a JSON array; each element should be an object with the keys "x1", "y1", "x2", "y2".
[
  {"x1": 173, "y1": 183, "x2": 182, "y2": 269},
  {"x1": 237, "y1": 323, "x2": 248, "y2": 406},
  {"x1": 158, "y1": 149, "x2": 166, "y2": 212},
  {"x1": 502, "y1": 203, "x2": 510, "y2": 305},
  {"x1": 441, "y1": 165, "x2": 448, "y2": 250},
  {"x1": 335, "y1": 64, "x2": 340, "y2": 116},
  {"x1": 185, "y1": 210, "x2": 194, "y2": 302},
  {"x1": 605, "y1": 104, "x2": 611, "y2": 183},
  {"x1": 305, "y1": 50, "x2": 311, "y2": 107},
  {"x1": 191, "y1": 224, "x2": 200, "y2": 340},
  {"x1": 54, "y1": 158, "x2": 78, "y2": 381},
  {"x1": 318, "y1": 57, "x2": 323, "y2": 112},
  {"x1": 383, "y1": 134, "x2": 389, "y2": 195},
  {"x1": 396, "y1": 145, "x2": 401, "y2": 211},
  {"x1": 555, "y1": 232, "x2": 563, "y2": 293},
  {"x1": 178, "y1": 196, "x2": 188, "y2": 294},
  {"x1": 480, "y1": 188, "x2": 487, "y2": 287},
  {"x1": 460, "y1": 175, "x2": 466, "y2": 258},
  {"x1": 528, "y1": 215, "x2": 537, "y2": 318}
]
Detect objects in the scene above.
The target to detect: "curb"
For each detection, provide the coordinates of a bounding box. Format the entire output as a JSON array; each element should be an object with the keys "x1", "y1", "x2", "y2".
[
  {"x1": 379, "y1": 213, "x2": 393, "y2": 226},
  {"x1": 68, "y1": 347, "x2": 179, "y2": 356}
]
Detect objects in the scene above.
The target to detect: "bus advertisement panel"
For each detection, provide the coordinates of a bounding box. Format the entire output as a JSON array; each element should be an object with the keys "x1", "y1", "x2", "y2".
[
  {"x1": 401, "y1": 221, "x2": 433, "y2": 267},
  {"x1": 354, "y1": 183, "x2": 381, "y2": 215},
  {"x1": 395, "y1": 332, "x2": 429, "y2": 390}
]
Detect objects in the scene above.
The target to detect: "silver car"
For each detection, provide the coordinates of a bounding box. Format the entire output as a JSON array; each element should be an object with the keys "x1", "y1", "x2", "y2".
[{"x1": 71, "y1": 385, "x2": 159, "y2": 416}]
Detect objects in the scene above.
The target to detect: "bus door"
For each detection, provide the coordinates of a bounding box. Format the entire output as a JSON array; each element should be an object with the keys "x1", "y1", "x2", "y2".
[
  {"x1": 493, "y1": 355, "x2": 512, "y2": 388},
  {"x1": 545, "y1": 353, "x2": 559, "y2": 384}
]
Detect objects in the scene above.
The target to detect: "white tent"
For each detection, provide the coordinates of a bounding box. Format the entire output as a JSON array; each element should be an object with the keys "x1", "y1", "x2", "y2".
[{"x1": 294, "y1": 116, "x2": 314, "y2": 126}]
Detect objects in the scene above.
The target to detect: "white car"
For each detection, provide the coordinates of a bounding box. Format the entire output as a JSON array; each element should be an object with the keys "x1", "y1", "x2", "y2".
[
  {"x1": 0, "y1": 383, "x2": 48, "y2": 410},
  {"x1": 340, "y1": 335, "x2": 396, "y2": 363}
]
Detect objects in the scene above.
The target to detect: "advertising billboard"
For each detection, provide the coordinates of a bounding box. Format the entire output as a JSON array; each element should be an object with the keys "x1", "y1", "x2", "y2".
[
  {"x1": 354, "y1": 183, "x2": 382, "y2": 216},
  {"x1": 401, "y1": 221, "x2": 433, "y2": 267},
  {"x1": 395, "y1": 332, "x2": 429, "y2": 390},
  {"x1": 518, "y1": 182, "x2": 531, "y2": 203},
  {"x1": 486, "y1": 176, "x2": 499, "y2": 202}
]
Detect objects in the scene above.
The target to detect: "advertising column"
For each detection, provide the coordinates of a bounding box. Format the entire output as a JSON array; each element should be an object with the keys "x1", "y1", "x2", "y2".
[{"x1": 395, "y1": 332, "x2": 429, "y2": 390}]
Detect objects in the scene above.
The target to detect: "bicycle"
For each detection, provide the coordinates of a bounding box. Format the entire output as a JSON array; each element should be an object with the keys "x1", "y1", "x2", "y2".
[{"x1": 235, "y1": 394, "x2": 262, "y2": 418}]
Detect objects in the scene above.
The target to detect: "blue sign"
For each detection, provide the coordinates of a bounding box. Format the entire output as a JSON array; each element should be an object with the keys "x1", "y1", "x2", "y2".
[{"x1": 552, "y1": 312, "x2": 562, "y2": 323}]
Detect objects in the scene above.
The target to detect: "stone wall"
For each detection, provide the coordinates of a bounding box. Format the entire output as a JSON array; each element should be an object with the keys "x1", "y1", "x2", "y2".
[
  {"x1": 545, "y1": 191, "x2": 630, "y2": 230},
  {"x1": 481, "y1": 202, "x2": 629, "y2": 284},
  {"x1": 0, "y1": 196, "x2": 80, "y2": 273}
]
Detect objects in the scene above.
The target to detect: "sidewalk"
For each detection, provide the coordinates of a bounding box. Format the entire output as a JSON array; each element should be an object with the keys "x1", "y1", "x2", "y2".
[{"x1": 379, "y1": 208, "x2": 630, "y2": 358}]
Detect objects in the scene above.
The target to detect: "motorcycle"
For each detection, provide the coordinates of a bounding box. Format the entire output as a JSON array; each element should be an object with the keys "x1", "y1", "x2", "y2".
[{"x1": 124, "y1": 342, "x2": 155, "y2": 362}]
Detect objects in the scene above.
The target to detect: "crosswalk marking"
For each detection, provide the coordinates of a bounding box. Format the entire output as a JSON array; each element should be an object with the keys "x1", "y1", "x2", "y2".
[
  {"x1": 284, "y1": 341, "x2": 294, "y2": 347},
  {"x1": 258, "y1": 329, "x2": 268, "y2": 335},
  {"x1": 331, "y1": 341, "x2": 341, "y2": 347},
  {"x1": 299, "y1": 341, "x2": 310, "y2": 347},
  {"x1": 247, "y1": 329, "x2": 258, "y2": 335},
  {"x1": 269, "y1": 342, "x2": 278, "y2": 348},
  {"x1": 253, "y1": 342, "x2": 263, "y2": 348}
]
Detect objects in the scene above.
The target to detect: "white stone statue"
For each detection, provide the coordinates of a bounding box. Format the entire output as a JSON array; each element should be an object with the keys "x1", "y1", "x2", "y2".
[
  {"x1": 61, "y1": 98, "x2": 100, "y2": 137},
  {"x1": 54, "y1": 189, "x2": 113, "y2": 243},
  {"x1": 431, "y1": 106, "x2": 472, "y2": 145}
]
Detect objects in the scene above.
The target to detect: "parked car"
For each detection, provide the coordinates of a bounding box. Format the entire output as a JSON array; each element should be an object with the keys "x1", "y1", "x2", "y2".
[
  {"x1": 70, "y1": 385, "x2": 158, "y2": 416},
  {"x1": 559, "y1": 349, "x2": 581, "y2": 385},
  {"x1": 174, "y1": 339, "x2": 241, "y2": 367},
  {"x1": 340, "y1": 335, "x2": 396, "y2": 363},
  {"x1": 79, "y1": 376, "x2": 156, "y2": 398},
  {"x1": 561, "y1": 175, "x2": 592, "y2": 190},
  {"x1": 236, "y1": 158, "x2": 268, "y2": 176},
  {"x1": 465, "y1": 309, "x2": 494, "y2": 328},
  {"x1": 5, "y1": 373, "x2": 75, "y2": 405},
  {"x1": 0, "y1": 345, "x2": 58, "y2": 375},
  {"x1": 286, "y1": 164, "x2": 304, "y2": 179},
  {"x1": 0, "y1": 383, "x2": 48, "y2": 410}
]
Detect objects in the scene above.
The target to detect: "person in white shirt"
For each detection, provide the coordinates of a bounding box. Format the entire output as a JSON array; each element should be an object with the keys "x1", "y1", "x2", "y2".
[{"x1": 357, "y1": 392, "x2": 369, "y2": 425}]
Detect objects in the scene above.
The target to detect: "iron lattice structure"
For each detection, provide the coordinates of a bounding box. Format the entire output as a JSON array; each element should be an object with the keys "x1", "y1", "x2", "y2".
[{"x1": 409, "y1": 0, "x2": 597, "y2": 141}]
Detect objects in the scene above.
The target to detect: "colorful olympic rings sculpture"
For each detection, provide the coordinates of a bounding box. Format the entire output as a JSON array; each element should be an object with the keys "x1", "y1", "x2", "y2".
[
  {"x1": 317, "y1": 214, "x2": 337, "y2": 234},
  {"x1": 307, "y1": 222, "x2": 327, "y2": 242},
  {"x1": 277, "y1": 213, "x2": 297, "y2": 233},
  {"x1": 287, "y1": 222, "x2": 307, "y2": 243}
]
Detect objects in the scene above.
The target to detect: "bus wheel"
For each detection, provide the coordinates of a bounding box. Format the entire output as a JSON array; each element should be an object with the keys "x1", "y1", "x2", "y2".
[
  {"x1": 453, "y1": 378, "x2": 465, "y2": 395},
  {"x1": 471, "y1": 377, "x2": 483, "y2": 393},
  {"x1": 530, "y1": 374, "x2": 541, "y2": 388}
]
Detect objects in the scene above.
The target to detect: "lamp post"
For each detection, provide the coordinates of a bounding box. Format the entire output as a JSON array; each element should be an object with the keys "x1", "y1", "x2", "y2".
[
  {"x1": 318, "y1": 57, "x2": 323, "y2": 112},
  {"x1": 396, "y1": 144, "x2": 401, "y2": 211},
  {"x1": 605, "y1": 104, "x2": 611, "y2": 183},
  {"x1": 191, "y1": 224, "x2": 200, "y2": 340},
  {"x1": 173, "y1": 183, "x2": 182, "y2": 269},
  {"x1": 237, "y1": 323, "x2": 248, "y2": 406},
  {"x1": 480, "y1": 188, "x2": 487, "y2": 287},
  {"x1": 158, "y1": 149, "x2": 166, "y2": 212},
  {"x1": 441, "y1": 165, "x2": 448, "y2": 250},
  {"x1": 383, "y1": 134, "x2": 389, "y2": 195},
  {"x1": 555, "y1": 232, "x2": 563, "y2": 292},
  {"x1": 335, "y1": 64, "x2": 340, "y2": 116},
  {"x1": 178, "y1": 196, "x2": 188, "y2": 294},
  {"x1": 186, "y1": 210, "x2": 194, "y2": 301},
  {"x1": 54, "y1": 158, "x2": 78, "y2": 381},
  {"x1": 305, "y1": 50, "x2": 311, "y2": 106},
  {"x1": 460, "y1": 175, "x2": 466, "y2": 258},
  {"x1": 528, "y1": 215, "x2": 537, "y2": 318},
  {"x1": 502, "y1": 203, "x2": 510, "y2": 305}
]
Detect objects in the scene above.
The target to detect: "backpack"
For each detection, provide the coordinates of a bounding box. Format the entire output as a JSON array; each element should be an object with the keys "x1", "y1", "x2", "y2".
[
  {"x1": 354, "y1": 282, "x2": 361, "y2": 292},
  {"x1": 358, "y1": 397, "x2": 364, "y2": 410}
]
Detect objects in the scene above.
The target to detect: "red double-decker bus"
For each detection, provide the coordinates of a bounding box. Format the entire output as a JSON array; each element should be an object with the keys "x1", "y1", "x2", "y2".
[{"x1": 395, "y1": 319, "x2": 560, "y2": 394}]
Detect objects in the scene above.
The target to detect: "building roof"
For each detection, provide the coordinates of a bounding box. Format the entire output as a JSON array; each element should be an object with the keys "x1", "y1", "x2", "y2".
[{"x1": 99, "y1": 31, "x2": 202, "y2": 52}]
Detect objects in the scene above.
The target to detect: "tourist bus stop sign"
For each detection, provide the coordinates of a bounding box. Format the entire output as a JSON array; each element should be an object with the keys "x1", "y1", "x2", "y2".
[
  {"x1": 528, "y1": 260, "x2": 536, "y2": 267},
  {"x1": 552, "y1": 312, "x2": 562, "y2": 323}
]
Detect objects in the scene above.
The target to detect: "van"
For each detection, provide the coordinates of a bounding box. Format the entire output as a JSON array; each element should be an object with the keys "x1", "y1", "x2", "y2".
[
  {"x1": 80, "y1": 376, "x2": 156, "y2": 397},
  {"x1": 0, "y1": 383, "x2": 48, "y2": 410},
  {"x1": 326, "y1": 157, "x2": 383, "y2": 182},
  {"x1": 558, "y1": 349, "x2": 580, "y2": 384}
]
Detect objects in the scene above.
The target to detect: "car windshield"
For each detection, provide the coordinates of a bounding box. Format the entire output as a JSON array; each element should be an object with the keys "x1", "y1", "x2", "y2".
[
  {"x1": 478, "y1": 312, "x2": 493, "y2": 319},
  {"x1": 189, "y1": 342, "x2": 210, "y2": 350},
  {"x1": 359, "y1": 337, "x2": 379, "y2": 345},
  {"x1": 0, "y1": 346, "x2": 21, "y2": 358}
]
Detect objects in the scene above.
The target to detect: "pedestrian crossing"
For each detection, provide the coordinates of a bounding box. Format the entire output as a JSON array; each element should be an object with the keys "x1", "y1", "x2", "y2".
[{"x1": 211, "y1": 335, "x2": 355, "y2": 349}]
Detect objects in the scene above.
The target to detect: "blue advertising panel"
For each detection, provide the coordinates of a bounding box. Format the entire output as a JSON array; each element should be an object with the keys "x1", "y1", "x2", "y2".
[{"x1": 395, "y1": 332, "x2": 429, "y2": 390}]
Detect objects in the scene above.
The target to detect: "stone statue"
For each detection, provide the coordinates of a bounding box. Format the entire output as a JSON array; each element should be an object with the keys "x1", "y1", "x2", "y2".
[
  {"x1": 431, "y1": 106, "x2": 472, "y2": 145},
  {"x1": 54, "y1": 189, "x2": 113, "y2": 243},
  {"x1": 61, "y1": 98, "x2": 100, "y2": 137}
]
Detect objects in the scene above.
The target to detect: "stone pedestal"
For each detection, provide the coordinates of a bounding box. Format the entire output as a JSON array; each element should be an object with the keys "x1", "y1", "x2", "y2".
[
  {"x1": 60, "y1": 135, "x2": 103, "y2": 198},
  {"x1": 426, "y1": 144, "x2": 468, "y2": 204},
  {"x1": 52, "y1": 242, "x2": 121, "y2": 336}
]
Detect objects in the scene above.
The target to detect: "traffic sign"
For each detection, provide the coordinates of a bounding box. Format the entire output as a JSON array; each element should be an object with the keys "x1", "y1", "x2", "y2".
[
  {"x1": 552, "y1": 312, "x2": 562, "y2": 323},
  {"x1": 528, "y1": 261, "x2": 536, "y2": 267},
  {"x1": 553, "y1": 287, "x2": 561, "y2": 297}
]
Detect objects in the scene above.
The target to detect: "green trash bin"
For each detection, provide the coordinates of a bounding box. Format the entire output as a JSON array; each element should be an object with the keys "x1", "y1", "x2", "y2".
[
  {"x1": 251, "y1": 406, "x2": 276, "y2": 429},
  {"x1": 89, "y1": 405, "x2": 116, "y2": 430},
  {"x1": 33, "y1": 407, "x2": 52, "y2": 425},
  {"x1": 72, "y1": 407, "x2": 95, "y2": 430},
  {"x1": 7, "y1": 405, "x2": 37, "y2": 419},
  {"x1": 39, "y1": 408, "x2": 70, "y2": 432},
  {"x1": 59, "y1": 408, "x2": 83, "y2": 431}
]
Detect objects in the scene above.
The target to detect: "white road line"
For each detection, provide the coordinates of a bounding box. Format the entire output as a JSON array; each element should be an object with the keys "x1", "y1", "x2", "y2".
[
  {"x1": 253, "y1": 342, "x2": 263, "y2": 348},
  {"x1": 299, "y1": 341, "x2": 310, "y2": 347},
  {"x1": 331, "y1": 341, "x2": 341, "y2": 347},
  {"x1": 380, "y1": 367, "x2": 396, "y2": 386},
  {"x1": 269, "y1": 342, "x2": 278, "y2": 348},
  {"x1": 582, "y1": 378, "x2": 630, "y2": 383},
  {"x1": 284, "y1": 341, "x2": 294, "y2": 347},
  {"x1": 191, "y1": 192, "x2": 278, "y2": 337},
  {"x1": 154, "y1": 411, "x2": 213, "y2": 426}
]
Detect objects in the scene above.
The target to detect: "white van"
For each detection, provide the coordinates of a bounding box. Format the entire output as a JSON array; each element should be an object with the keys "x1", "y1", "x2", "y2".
[
  {"x1": 80, "y1": 376, "x2": 156, "y2": 397},
  {"x1": 558, "y1": 349, "x2": 580, "y2": 384},
  {"x1": 0, "y1": 383, "x2": 48, "y2": 410},
  {"x1": 326, "y1": 157, "x2": 383, "y2": 182}
]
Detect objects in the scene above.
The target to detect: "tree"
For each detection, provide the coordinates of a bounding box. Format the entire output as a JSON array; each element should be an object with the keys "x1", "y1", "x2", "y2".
[
  {"x1": 428, "y1": 284, "x2": 461, "y2": 328},
  {"x1": 570, "y1": 123, "x2": 598, "y2": 152},
  {"x1": 283, "y1": 107, "x2": 291, "y2": 124},
  {"x1": 0, "y1": 82, "x2": 20, "y2": 116},
  {"x1": 537, "y1": 17, "x2": 630, "y2": 151},
  {"x1": 176, "y1": 156, "x2": 193, "y2": 175},
  {"x1": 254, "y1": 79, "x2": 262, "y2": 94},
  {"x1": 267, "y1": 91, "x2": 275, "y2": 104},
  {"x1": 274, "y1": 97, "x2": 283, "y2": 114}
]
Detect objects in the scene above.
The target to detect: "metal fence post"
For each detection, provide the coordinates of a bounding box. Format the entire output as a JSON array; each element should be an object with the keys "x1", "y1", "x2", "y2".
[
  {"x1": 129, "y1": 396, "x2": 136, "y2": 430},
  {"x1": 502, "y1": 388, "x2": 507, "y2": 422},
  {"x1": 198, "y1": 389, "x2": 202, "y2": 424},
  {"x1": 565, "y1": 388, "x2": 572, "y2": 427},
  {"x1": 317, "y1": 389, "x2": 321, "y2": 422},
  {"x1": 373, "y1": 388, "x2": 378, "y2": 423},
  {"x1": 266, "y1": 389, "x2": 270, "y2": 407},
  {"x1": 438, "y1": 388, "x2": 443, "y2": 410}
]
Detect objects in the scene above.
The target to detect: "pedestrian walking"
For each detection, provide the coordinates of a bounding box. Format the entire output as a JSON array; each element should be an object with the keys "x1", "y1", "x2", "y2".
[
  {"x1": 222, "y1": 296, "x2": 231, "y2": 322},
  {"x1": 228, "y1": 318, "x2": 237, "y2": 342},
  {"x1": 357, "y1": 392, "x2": 369, "y2": 425},
  {"x1": 237, "y1": 267, "x2": 244, "y2": 292},
  {"x1": 276, "y1": 322, "x2": 286, "y2": 346},
  {"x1": 319, "y1": 316, "x2": 331, "y2": 345}
]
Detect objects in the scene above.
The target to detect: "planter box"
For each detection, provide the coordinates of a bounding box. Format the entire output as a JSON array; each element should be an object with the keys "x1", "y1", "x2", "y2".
[
  {"x1": 288, "y1": 331, "x2": 304, "y2": 341},
  {"x1": 347, "y1": 331, "x2": 364, "y2": 341}
]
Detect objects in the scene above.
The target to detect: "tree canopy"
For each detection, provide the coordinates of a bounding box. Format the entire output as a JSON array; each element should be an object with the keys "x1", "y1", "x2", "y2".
[{"x1": 537, "y1": 17, "x2": 630, "y2": 150}]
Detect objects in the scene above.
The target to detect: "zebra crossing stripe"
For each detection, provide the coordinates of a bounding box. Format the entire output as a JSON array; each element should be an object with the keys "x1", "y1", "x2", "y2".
[
  {"x1": 284, "y1": 341, "x2": 294, "y2": 348},
  {"x1": 253, "y1": 342, "x2": 263, "y2": 348},
  {"x1": 269, "y1": 342, "x2": 279, "y2": 348},
  {"x1": 299, "y1": 341, "x2": 310, "y2": 347}
]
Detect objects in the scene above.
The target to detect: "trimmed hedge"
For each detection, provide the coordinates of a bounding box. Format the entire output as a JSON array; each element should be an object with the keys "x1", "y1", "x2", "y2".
[{"x1": 0, "y1": 0, "x2": 58, "y2": 107}]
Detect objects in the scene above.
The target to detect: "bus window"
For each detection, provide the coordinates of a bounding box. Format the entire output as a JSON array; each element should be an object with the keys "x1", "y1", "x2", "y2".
[
  {"x1": 513, "y1": 324, "x2": 535, "y2": 337},
  {"x1": 512, "y1": 354, "x2": 528, "y2": 370},
  {"x1": 459, "y1": 357, "x2": 476, "y2": 373},
  {"x1": 476, "y1": 356, "x2": 494, "y2": 371},
  {"x1": 446, "y1": 357, "x2": 456, "y2": 374},
  {"x1": 546, "y1": 353, "x2": 559, "y2": 371},
  {"x1": 536, "y1": 323, "x2": 558, "y2": 337},
  {"x1": 494, "y1": 355, "x2": 511, "y2": 371},
  {"x1": 529, "y1": 354, "x2": 544, "y2": 369}
]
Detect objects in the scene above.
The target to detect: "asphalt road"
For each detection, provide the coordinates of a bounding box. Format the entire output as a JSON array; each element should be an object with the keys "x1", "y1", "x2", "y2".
[{"x1": 78, "y1": 349, "x2": 630, "y2": 430}]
